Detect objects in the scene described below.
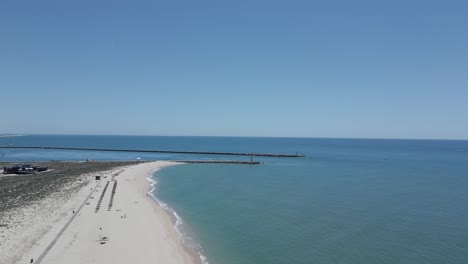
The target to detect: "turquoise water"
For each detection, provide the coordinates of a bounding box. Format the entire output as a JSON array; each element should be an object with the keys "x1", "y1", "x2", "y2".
[
  {"x1": 2, "y1": 135, "x2": 468, "y2": 263},
  {"x1": 153, "y1": 139, "x2": 468, "y2": 264}
]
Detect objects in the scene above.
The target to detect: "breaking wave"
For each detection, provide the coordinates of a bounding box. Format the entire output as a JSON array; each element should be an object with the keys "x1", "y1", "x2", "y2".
[{"x1": 146, "y1": 171, "x2": 209, "y2": 264}]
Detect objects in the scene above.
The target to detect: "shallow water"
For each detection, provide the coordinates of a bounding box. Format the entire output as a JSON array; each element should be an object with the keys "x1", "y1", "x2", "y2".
[{"x1": 153, "y1": 139, "x2": 468, "y2": 264}]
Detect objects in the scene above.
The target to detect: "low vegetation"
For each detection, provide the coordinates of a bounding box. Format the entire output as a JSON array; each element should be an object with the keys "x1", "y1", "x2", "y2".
[{"x1": 0, "y1": 161, "x2": 139, "y2": 212}]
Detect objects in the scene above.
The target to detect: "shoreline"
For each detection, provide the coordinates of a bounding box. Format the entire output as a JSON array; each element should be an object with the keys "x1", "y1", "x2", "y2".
[
  {"x1": 145, "y1": 163, "x2": 207, "y2": 264},
  {"x1": 1, "y1": 161, "x2": 199, "y2": 264}
]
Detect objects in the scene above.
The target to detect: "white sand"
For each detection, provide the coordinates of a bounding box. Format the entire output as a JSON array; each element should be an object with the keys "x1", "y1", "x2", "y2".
[
  {"x1": 0, "y1": 172, "x2": 96, "y2": 264},
  {"x1": 8, "y1": 161, "x2": 196, "y2": 264}
]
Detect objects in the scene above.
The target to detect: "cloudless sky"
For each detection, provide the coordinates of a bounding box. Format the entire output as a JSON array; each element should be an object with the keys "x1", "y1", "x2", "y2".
[{"x1": 1, "y1": 1, "x2": 467, "y2": 139}]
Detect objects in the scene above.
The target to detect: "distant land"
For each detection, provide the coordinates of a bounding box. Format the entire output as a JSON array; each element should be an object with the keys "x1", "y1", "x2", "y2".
[{"x1": 0, "y1": 134, "x2": 23, "y2": 137}]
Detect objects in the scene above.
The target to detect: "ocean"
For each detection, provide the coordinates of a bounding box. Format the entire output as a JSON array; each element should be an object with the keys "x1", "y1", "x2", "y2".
[{"x1": 1, "y1": 135, "x2": 468, "y2": 263}]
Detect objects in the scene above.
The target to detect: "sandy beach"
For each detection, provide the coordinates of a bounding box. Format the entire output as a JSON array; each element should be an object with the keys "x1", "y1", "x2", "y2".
[{"x1": 1, "y1": 161, "x2": 197, "y2": 264}]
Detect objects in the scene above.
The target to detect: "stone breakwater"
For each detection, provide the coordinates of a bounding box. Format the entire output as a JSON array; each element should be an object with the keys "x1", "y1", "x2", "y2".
[{"x1": 0, "y1": 146, "x2": 305, "y2": 158}]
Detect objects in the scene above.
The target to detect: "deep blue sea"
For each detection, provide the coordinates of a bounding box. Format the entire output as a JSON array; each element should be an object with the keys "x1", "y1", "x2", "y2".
[{"x1": 2, "y1": 135, "x2": 468, "y2": 264}]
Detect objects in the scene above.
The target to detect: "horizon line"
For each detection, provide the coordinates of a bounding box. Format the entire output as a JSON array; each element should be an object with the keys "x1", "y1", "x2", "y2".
[{"x1": 1, "y1": 133, "x2": 467, "y2": 141}]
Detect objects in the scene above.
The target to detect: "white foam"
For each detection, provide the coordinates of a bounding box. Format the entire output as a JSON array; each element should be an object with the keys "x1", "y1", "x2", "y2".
[
  {"x1": 148, "y1": 169, "x2": 210, "y2": 264},
  {"x1": 199, "y1": 253, "x2": 209, "y2": 264},
  {"x1": 147, "y1": 189, "x2": 168, "y2": 209},
  {"x1": 146, "y1": 168, "x2": 161, "y2": 194},
  {"x1": 151, "y1": 167, "x2": 161, "y2": 174},
  {"x1": 173, "y1": 211, "x2": 184, "y2": 239}
]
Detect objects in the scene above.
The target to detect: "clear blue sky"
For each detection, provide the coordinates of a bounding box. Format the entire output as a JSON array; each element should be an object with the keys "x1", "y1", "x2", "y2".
[{"x1": 1, "y1": 1, "x2": 467, "y2": 139}]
